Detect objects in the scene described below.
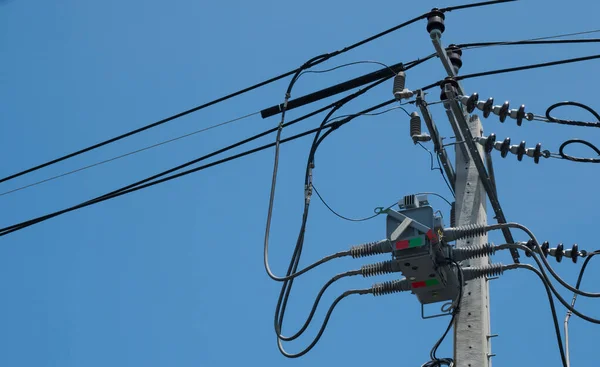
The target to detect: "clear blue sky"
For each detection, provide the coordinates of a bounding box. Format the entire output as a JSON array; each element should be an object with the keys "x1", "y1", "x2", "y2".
[{"x1": 1, "y1": 1, "x2": 599, "y2": 366}]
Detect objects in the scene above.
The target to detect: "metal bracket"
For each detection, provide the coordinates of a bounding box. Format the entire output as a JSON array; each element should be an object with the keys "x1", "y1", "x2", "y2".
[
  {"x1": 421, "y1": 302, "x2": 453, "y2": 319},
  {"x1": 416, "y1": 90, "x2": 456, "y2": 190}
]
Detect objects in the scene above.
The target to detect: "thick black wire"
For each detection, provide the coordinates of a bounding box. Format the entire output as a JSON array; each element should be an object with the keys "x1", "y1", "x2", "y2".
[
  {"x1": 0, "y1": 16, "x2": 426, "y2": 185},
  {"x1": 457, "y1": 38, "x2": 600, "y2": 49},
  {"x1": 265, "y1": 76, "x2": 393, "y2": 283},
  {"x1": 500, "y1": 242, "x2": 600, "y2": 322},
  {"x1": 439, "y1": 0, "x2": 516, "y2": 12},
  {"x1": 512, "y1": 263, "x2": 568, "y2": 367},
  {"x1": 276, "y1": 68, "x2": 404, "y2": 350},
  {"x1": 0, "y1": 99, "x2": 397, "y2": 237},
  {"x1": 420, "y1": 54, "x2": 600, "y2": 91},
  {"x1": 275, "y1": 82, "x2": 392, "y2": 349},
  {"x1": 492, "y1": 224, "x2": 600, "y2": 299},
  {"x1": 559, "y1": 139, "x2": 600, "y2": 163},
  {"x1": 277, "y1": 270, "x2": 361, "y2": 342},
  {"x1": 546, "y1": 101, "x2": 600, "y2": 128},
  {"x1": 277, "y1": 289, "x2": 368, "y2": 358}
]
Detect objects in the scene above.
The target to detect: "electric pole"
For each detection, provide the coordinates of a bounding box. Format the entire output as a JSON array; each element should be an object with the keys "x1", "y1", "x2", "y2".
[{"x1": 426, "y1": 9, "x2": 493, "y2": 367}]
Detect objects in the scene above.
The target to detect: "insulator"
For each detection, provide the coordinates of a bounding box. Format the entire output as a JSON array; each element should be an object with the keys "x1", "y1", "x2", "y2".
[
  {"x1": 427, "y1": 8, "x2": 446, "y2": 34},
  {"x1": 524, "y1": 240, "x2": 583, "y2": 263},
  {"x1": 500, "y1": 137, "x2": 511, "y2": 158},
  {"x1": 462, "y1": 263, "x2": 505, "y2": 282},
  {"x1": 541, "y1": 241, "x2": 550, "y2": 257},
  {"x1": 482, "y1": 98, "x2": 494, "y2": 118},
  {"x1": 446, "y1": 45, "x2": 463, "y2": 73},
  {"x1": 450, "y1": 202, "x2": 456, "y2": 227},
  {"x1": 533, "y1": 143, "x2": 542, "y2": 164},
  {"x1": 443, "y1": 224, "x2": 487, "y2": 242},
  {"x1": 439, "y1": 77, "x2": 458, "y2": 101},
  {"x1": 499, "y1": 101, "x2": 510, "y2": 122},
  {"x1": 410, "y1": 112, "x2": 422, "y2": 143},
  {"x1": 362, "y1": 261, "x2": 396, "y2": 277},
  {"x1": 524, "y1": 240, "x2": 535, "y2": 257},
  {"x1": 484, "y1": 133, "x2": 496, "y2": 154},
  {"x1": 516, "y1": 105, "x2": 526, "y2": 126},
  {"x1": 393, "y1": 71, "x2": 406, "y2": 100},
  {"x1": 555, "y1": 243, "x2": 564, "y2": 262},
  {"x1": 517, "y1": 141, "x2": 526, "y2": 161},
  {"x1": 372, "y1": 278, "x2": 411, "y2": 296},
  {"x1": 452, "y1": 243, "x2": 496, "y2": 261},
  {"x1": 350, "y1": 240, "x2": 391, "y2": 258},
  {"x1": 465, "y1": 93, "x2": 479, "y2": 113},
  {"x1": 571, "y1": 244, "x2": 579, "y2": 263}
]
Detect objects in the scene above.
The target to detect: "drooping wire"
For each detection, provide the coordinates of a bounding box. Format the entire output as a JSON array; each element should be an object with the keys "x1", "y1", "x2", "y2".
[
  {"x1": 277, "y1": 288, "x2": 369, "y2": 358},
  {"x1": 277, "y1": 270, "x2": 361, "y2": 342},
  {"x1": 565, "y1": 250, "x2": 599, "y2": 367},
  {"x1": 417, "y1": 142, "x2": 455, "y2": 197},
  {"x1": 0, "y1": 111, "x2": 260, "y2": 197},
  {"x1": 311, "y1": 184, "x2": 397, "y2": 222},
  {"x1": 510, "y1": 263, "x2": 568, "y2": 367}
]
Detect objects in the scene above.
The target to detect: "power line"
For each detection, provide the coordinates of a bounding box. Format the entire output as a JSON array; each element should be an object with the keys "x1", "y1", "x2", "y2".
[
  {"x1": 0, "y1": 10, "x2": 433, "y2": 185},
  {"x1": 438, "y1": 0, "x2": 517, "y2": 12},
  {"x1": 456, "y1": 29, "x2": 600, "y2": 49},
  {"x1": 0, "y1": 99, "x2": 397, "y2": 237},
  {"x1": 420, "y1": 53, "x2": 600, "y2": 91},
  {"x1": 0, "y1": 111, "x2": 260, "y2": 197},
  {"x1": 1, "y1": 0, "x2": 508, "y2": 186}
]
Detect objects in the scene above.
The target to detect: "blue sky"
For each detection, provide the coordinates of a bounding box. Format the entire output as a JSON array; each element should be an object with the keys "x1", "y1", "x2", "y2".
[{"x1": 1, "y1": 0, "x2": 599, "y2": 366}]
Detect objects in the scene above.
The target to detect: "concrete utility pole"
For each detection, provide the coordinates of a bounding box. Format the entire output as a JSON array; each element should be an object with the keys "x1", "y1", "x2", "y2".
[{"x1": 426, "y1": 9, "x2": 493, "y2": 367}]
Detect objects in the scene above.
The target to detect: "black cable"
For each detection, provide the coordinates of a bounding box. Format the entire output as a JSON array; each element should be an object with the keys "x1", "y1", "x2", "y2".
[
  {"x1": 3, "y1": 1, "x2": 509, "y2": 185},
  {"x1": 275, "y1": 70, "x2": 405, "y2": 352},
  {"x1": 311, "y1": 184, "x2": 397, "y2": 222},
  {"x1": 501, "y1": 242, "x2": 600, "y2": 323},
  {"x1": 512, "y1": 263, "x2": 567, "y2": 367},
  {"x1": 1, "y1": 10, "x2": 442, "y2": 185},
  {"x1": 0, "y1": 99, "x2": 397, "y2": 237},
  {"x1": 565, "y1": 250, "x2": 599, "y2": 366},
  {"x1": 545, "y1": 101, "x2": 600, "y2": 128},
  {"x1": 439, "y1": 0, "x2": 516, "y2": 12},
  {"x1": 559, "y1": 139, "x2": 600, "y2": 163},
  {"x1": 275, "y1": 80, "x2": 393, "y2": 350},
  {"x1": 457, "y1": 38, "x2": 600, "y2": 49},
  {"x1": 265, "y1": 76, "x2": 393, "y2": 282},
  {"x1": 420, "y1": 54, "x2": 600, "y2": 91},
  {"x1": 277, "y1": 270, "x2": 361, "y2": 342},
  {"x1": 456, "y1": 54, "x2": 600, "y2": 81},
  {"x1": 277, "y1": 289, "x2": 368, "y2": 358}
]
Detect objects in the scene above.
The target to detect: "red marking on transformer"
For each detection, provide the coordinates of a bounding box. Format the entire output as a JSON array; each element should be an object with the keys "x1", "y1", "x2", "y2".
[
  {"x1": 395, "y1": 240, "x2": 409, "y2": 250},
  {"x1": 411, "y1": 281, "x2": 427, "y2": 289}
]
